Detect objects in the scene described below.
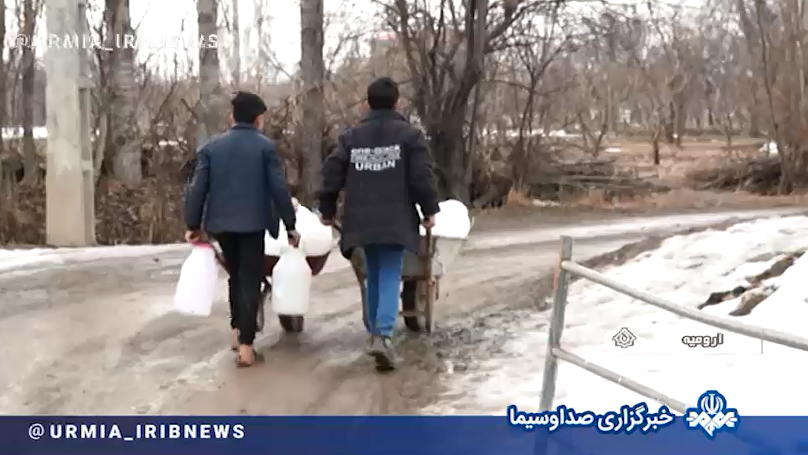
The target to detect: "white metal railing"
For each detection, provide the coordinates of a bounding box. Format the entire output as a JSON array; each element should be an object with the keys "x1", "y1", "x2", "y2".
[{"x1": 539, "y1": 235, "x2": 808, "y2": 415}]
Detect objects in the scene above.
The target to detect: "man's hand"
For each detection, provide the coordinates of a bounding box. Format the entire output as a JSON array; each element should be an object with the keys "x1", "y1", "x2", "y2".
[
  {"x1": 185, "y1": 229, "x2": 203, "y2": 243},
  {"x1": 422, "y1": 215, "x2": 436, "y2": 229},
  {"x1": 287, "y1": 230, "x2": 301, "y2": 248}
]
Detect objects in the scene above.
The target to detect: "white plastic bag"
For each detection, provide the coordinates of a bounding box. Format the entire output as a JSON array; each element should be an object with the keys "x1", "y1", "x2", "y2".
[
  {"x1": 174, "y1": 243, "x2": 219, "y2": 316},
  {"x1": 271, "y1": 247, "x2": 312, "y2": 315}
]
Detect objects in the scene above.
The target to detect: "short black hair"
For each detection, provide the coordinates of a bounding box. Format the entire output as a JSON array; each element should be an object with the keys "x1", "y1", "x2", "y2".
[
  {"x1": 366, "y1": 77, "x2": 399, "y2": 110},
  {"x1": 231, "y1": 91, "x2": 267, "y2": 123}
]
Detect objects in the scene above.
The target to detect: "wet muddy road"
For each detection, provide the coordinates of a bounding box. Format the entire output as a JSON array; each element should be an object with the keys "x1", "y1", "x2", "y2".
[{"x1": 0, "y1": 208, "x2": 801, "y2": 415}]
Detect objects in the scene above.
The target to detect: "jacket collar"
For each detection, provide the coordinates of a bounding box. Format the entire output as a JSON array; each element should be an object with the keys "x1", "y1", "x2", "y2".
[
  {"x1": 361, "y1": 109, "x2": 407, "y2": 123},
  {"x1": 231, "y1": 122, "x2": 258, "y2": 131}
]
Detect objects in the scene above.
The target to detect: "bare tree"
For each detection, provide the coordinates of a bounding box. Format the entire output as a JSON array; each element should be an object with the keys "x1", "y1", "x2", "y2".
[
  {"x1": 104, "y1": 0, "x2": 141, "y2": 184},
  {"x1": 231, "y1": 0, "x2": 241, "y2": 87},
  {"x1": 735, "y1": 0, "x2": 764, "y2": 137},
  {"x1": 0, "y1": 0, "x2": 6, "y2": 191},
  {"x1": 507, "y1": 3, "x2": 570, "y2": 184},
  {"x1": 197, "y1": 0, "x2": 220, "y2": 144},
  {"x1": 698, "y1": 4, "x2": 742, "y2": 147},
  {"x1": 297, "y1": 0, "x2": 325, "y2": 205},
  {"x1": 20, "y1": 0, "x2": 37, "y2": 182},
  {"x1": 380, "y1": 0, "x2": 530, "y2": 202}
]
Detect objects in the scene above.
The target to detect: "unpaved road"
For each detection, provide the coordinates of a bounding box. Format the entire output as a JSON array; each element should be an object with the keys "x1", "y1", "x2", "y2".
[{"x1": 0, "y1": 208, "x2": 802, "y2": 415}]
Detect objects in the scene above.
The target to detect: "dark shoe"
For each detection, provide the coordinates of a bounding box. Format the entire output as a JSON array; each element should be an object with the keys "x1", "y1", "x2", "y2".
[
  {"x1": 369, "y1": 336, "x2": 396, "y2": 372},
  {"x1": 365, "y1": 335, "x2": 375, "y2": 356}
]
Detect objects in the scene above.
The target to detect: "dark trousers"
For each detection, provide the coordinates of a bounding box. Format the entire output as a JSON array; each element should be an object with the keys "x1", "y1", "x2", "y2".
[{"x1": 213, "y1": 231, "x2": 265, "y2": 345}]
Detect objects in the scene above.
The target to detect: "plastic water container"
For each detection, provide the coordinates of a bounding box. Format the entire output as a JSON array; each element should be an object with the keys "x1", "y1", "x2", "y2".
[
  {"x1": 301, "y1": 221, "x2": 333, "y2": 256},
  {"x1": 417, "y1": 199, "x2": 472, "y2": 239},
  {"x1": 292, "y1": 205, "x2": 333, "y2": 257},
  {"x1": 174, "y1": 243, "x2": 219, "y2": 316},
  {"x1": 271, "y1": 247, "x2": 312, "y2": 315},
  {"x1": 265, "y1": 231, "x2": 282, "y2": 257},
  {"x1": 265, "y1": 222, "x2": 292, "y2": 257}
]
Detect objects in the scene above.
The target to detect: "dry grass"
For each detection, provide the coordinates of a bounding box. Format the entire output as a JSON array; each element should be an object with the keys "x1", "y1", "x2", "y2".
[
  {"x1": 570, "y1": 188, "x2": 808, "y2": 211},
  {"x1": 504, "y1": 188, "x2": 533, "y2": 207},
  {"x1": 602, "y1": 137, "x2": 766, "y2": 187}
]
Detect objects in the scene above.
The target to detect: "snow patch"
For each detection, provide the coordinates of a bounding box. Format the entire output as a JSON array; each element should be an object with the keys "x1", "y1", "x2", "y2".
[
  {"x1": 424, "y1": 215, "x2": 808, "y2": 416},
  {"x1": 759, "y1": 141, "x2": 778, "y2": 156},
  {"x1": 0, "y1": 244, "x2": 187, "y2": 274},
  {"x1": 1, "y1": 126, "x2": 47, "y2": 140}
]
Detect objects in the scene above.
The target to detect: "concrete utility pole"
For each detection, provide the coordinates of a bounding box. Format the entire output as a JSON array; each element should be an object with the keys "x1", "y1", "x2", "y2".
[{"x1": 44, "y1": 0, "x2": 95, "y2": 246}]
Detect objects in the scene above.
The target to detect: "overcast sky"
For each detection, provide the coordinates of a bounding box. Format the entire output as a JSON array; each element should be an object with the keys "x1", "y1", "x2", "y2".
[
  {"x1": 10, "y1": 0, "x2": 704, "y2": 75},
  {"x1": 128, "y1": 0, "x2": 377, "y2": 75},
  {"x1": 126, "y1": 0, "x2": 703, "y2": 72}
]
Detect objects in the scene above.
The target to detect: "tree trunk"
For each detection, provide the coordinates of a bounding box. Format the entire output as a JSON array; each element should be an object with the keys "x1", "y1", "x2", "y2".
[
  {"x1": 0, "y1": 0, "x2": 5, "y2": 189},
  {"x1": 106, "y1": 0, "x2": 141, "y2": 185},
  {"x1": 21, "y1": 0, "x2": 36, "y2": 182},
  {"x1": 427, "y1": 107, "x2": 467, "y2": 200},
  {"x1": 664, "y1": 102, "x2": 675, "y2": 144},
  {"x1": 511, "y1": 74, "x2": 538, "y2": 186},
  {"x1": 297, "y1": 0, "x2": 325, "y2": 206},
  {"x1": 197, "y1": 0, "x2": 221, "y2": 146},
  {"x1": 231, "y1": 0, "x2": 241, "y2": 87},
  {"x1": 737, "y1": 0, "x2": 763, "y2": 139},
  {"x1": 674, "y1": 94, "x2": 685, "y2": 147},
  {"x1": 652, "y1": 126, "x2": 661, "y2": 166},
  {"x1": 748, "y1": 112, "x2": 762, "y2": 137},
  {"x1": 463, "y1": 0, "x2": 487, "y2": 203}
]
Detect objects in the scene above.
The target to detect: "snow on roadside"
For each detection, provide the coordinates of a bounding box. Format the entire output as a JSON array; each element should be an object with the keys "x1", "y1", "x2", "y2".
[
  {"x1": 0, "y1": 244, "x2": 188, "y2": 274},
  {"x1": 424, "y1": 215, "x2": 808, "y2": 416}
]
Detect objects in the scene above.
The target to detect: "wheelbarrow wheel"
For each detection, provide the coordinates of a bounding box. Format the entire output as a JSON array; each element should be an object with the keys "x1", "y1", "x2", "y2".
[
  {"x1": 279, "y1": 315, "x2": 304, "y2": 333},
  {"x1": 360, "y1": 279, "x2": 370, "y2": 332},
  {"x1": 268, "y1": 280, "x2": 304, "y2": 333},
  {"x1": 257, "y1": 279, "x2": 270, "y2": 332},
  {"x1": 423, "y1": 278, "x2": 436, "y2": 334},
  {"x1": 401, "y1": 279, "x2": 422, "y2": 332}
]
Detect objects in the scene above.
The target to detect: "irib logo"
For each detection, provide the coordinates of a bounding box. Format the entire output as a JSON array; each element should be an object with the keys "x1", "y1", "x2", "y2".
[{"x1": 684, "y1": 390, "x2": 740, "y2": 438}]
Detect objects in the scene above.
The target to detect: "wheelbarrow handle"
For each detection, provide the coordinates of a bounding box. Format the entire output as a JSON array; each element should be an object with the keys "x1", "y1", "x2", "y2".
[
  {"x1": 312, "y1": 205, "x2": 342, "y2": 234},
  {"x1": 328, "y1": 222, "x2": 432, "y2": 237}
]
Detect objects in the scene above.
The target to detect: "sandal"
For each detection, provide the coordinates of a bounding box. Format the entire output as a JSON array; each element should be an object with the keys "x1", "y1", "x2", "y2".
[
  {"x1": 235, "y1": 350, "x2": 264, "y2": 368},
  {"x1": 230, "y1": 329, "x2": 239, "y2": 352}
]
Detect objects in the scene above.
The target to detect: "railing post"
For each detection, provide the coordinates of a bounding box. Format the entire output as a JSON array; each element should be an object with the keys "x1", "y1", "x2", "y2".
[{"x1": 539, "y1": 236, "x2": 573, "y2": 411}]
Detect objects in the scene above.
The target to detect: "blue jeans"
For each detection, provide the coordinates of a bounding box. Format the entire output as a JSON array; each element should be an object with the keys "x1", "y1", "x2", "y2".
[{"x1": 363, "y1": 244, "x2": 405, "y2": 337}]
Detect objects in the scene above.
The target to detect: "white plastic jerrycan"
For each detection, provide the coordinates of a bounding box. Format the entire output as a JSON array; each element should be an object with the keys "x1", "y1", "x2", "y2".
[
  {"x1": 174, "y1": 242, "x2": 219, "y2": 316},
  {"x1": 271, "y1": 247, "x2": 312, "y2": 315}
]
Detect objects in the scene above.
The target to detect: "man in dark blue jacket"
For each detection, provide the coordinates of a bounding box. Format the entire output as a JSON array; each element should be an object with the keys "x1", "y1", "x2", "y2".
[
  {"x1": 185, "y1": 91, "x2": 299, "y2": 367},
  {"x1": 317, "y1": 78, "x2": 440, "y2": 372}
]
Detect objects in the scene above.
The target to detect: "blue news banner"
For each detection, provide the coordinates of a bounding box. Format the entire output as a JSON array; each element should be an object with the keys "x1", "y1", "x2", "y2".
[{"x1": 3, "y1": 390, "x2": 808, "y2": 455}]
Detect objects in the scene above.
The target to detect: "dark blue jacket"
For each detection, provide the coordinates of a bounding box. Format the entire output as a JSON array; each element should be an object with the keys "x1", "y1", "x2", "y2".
[
  {"x1": 317, "y1": 110, "x2": 439, "y2": 256},
  {"x1": 184, "y1": 123, "x2": 296, "y2": 237}
]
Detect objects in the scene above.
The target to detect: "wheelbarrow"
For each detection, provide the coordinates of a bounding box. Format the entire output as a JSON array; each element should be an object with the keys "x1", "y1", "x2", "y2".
[{"x1": 346, "y1": 226, "x2": 470, "y2": 334}]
